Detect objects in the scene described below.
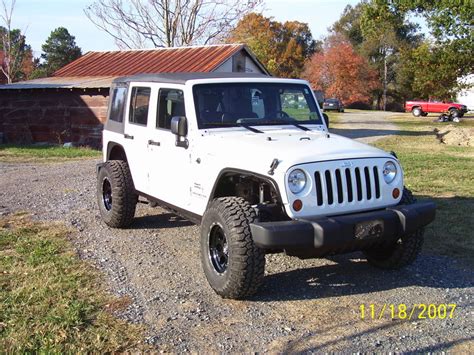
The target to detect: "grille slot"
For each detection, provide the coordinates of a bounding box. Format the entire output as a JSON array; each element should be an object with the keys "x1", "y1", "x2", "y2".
[
  {"x1": 325, "y1": 170, "x2": 334, "y2": 205},
  {"x1": 373, "y1": 166, "x2": 381, "y2": 198},
  {"x1": 355, "y1": 167, "x2": 363, "y2": 201},
  {"x1": 315, "y1": 171, "x2": 323, "y2": 206},
  {"x1": 345, "y1": 168, "x2": 353, "y2": 202},
  {"x1": 364, "y1": 167, "x2": 372, "y2": 200},
  {"x1": 335, "y1": 169, "x2": 343, "y2": 203},
  {"x1": 314, "y1": 163, "x2": 381, "y2": 206}
]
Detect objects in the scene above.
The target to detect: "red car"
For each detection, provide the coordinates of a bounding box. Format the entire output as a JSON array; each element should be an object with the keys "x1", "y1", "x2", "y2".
[{"x1": 405, "y1": 100, "x2": 467, "y2": 118}]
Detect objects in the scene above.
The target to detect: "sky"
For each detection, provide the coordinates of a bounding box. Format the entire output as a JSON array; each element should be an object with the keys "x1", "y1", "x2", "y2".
[{"x1": 11, "y1": 0, "x2": 360, "y2": 57}]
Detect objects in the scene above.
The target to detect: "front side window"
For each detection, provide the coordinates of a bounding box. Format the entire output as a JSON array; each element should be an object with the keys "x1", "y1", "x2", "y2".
[
  {"x1": 157, "y1": 89, "x2": 185, "y2": 130},
  {"x1": 193, "y1": 83, "x2": 321, "y2": 129},
  {"x1": 129, "y1": 86, "x2": 151, "y2": 126}
]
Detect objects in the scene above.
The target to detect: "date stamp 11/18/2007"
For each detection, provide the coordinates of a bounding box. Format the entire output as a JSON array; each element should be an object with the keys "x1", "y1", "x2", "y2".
[{"x1": 360, "y1": 304, "x2": 457, "y2": 320}]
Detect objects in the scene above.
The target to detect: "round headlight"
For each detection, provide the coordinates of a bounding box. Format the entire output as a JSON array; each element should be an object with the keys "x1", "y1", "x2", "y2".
[
  {"x1": 288, "y1": 169, "x2": 307, "y2": 194},
  {"x1": 383, "y1": 161, "x2": 397, "y2": 184}
]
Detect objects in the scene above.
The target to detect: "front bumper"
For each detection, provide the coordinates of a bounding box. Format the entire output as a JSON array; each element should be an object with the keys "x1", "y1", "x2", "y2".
[{"x1": 250, "y1": 201, "x2": 436, "y2": 258}]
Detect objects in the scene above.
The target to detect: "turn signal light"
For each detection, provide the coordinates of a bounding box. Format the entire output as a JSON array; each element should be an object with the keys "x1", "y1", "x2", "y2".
[
  {"x1": 293, "y1": 199, "x2": 303, "y2": 211},
  {"x1": 392, "y1": 188, "x2": 400, "y2": 199}
]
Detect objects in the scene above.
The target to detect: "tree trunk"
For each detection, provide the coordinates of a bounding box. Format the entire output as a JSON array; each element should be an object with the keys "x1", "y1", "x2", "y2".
[{"x1": 383, "y1": 53, "x2": 387, "y2": 111}]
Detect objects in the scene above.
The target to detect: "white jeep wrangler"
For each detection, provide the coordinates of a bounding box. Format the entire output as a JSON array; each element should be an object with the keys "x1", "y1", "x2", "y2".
[{"x1": 97, "y1": 73, "x2": 436, "y2": 299}]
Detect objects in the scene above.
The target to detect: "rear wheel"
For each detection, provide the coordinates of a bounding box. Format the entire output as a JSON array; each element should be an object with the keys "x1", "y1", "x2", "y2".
[
  {"x1": 97, "y1": 160, "x2": 137, "y2": 228},
  {"x1": 421, "y1": 112, "x2": 428, "y2": 117},
  {"x1": 412, "y1": 107, "x2": 422, "y2": 117},
  {"x1": 200, "y1": 197, "x2": 265, "y2": 299},
  {"x1": 364, "y1": 188, "x2": 424, "y2": 269}
]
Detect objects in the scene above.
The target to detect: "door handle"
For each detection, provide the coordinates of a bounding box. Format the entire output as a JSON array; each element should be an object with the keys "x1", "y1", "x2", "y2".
[
  {"x1": 124, "y1": 133, "x2": 134, "y2": 140},
  {"x1": 148, "y1": 139, "x2": 160, "y2": 146}
]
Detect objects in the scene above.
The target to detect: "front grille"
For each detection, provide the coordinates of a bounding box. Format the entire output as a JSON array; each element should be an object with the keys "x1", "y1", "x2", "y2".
[{"x1": 314, "y1": 166, "x2": 381, "y2": 206}]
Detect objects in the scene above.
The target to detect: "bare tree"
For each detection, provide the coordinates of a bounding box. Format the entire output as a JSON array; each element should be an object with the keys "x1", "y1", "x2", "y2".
[
  {"x1": 1, "y1": 0, "x2": 20, "y2": 83},
  {"x1": 84, "y1": 0, "x2": 263, "y2": 49}
]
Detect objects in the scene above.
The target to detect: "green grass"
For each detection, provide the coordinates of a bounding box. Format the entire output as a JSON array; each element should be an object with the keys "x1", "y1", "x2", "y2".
[
  {"x1": 372, "y1": 114, "x2": 474, "y2": 262},
  {"x1": 0, "y1": 215, "x2": 148, "y2": 352},
  {"x1": 0, "y1": 144, "x2": 100, "y2": 163}
]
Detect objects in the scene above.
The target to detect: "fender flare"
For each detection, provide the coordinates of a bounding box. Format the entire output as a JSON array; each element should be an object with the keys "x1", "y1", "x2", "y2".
[{"x1": 206, "y1": 168, "x2": 284, "y2": 209}]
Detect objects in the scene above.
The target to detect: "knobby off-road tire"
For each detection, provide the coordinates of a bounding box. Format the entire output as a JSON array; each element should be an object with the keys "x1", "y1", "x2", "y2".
[
  {"x1": 200, "y1": 197, "x2": 265, "y2": 299},
  {"x1": 97, "y1": 160, "x2": 137, "y2": 228},
  {"x1": 364, "y1": 187, "x2": 424, "y2": 269}
]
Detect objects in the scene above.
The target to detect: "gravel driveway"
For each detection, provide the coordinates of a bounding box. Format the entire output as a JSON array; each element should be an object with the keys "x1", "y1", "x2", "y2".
[
  {"x1": 1, "y1": 114, "x2": 472, "y2": 352},
  {"x1": 330, "y1": 110, "x2": 403, "y2": 143}
]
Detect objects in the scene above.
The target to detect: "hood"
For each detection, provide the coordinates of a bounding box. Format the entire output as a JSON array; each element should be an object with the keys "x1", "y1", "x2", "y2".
[{"x1": 197, "y1": 126, "x2": 393, "y2": 174}]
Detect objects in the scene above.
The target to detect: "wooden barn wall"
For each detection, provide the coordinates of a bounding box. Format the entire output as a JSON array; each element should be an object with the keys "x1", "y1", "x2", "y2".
[{"x1": 0, "y1": 88, "x2": 109, "y2": 147}]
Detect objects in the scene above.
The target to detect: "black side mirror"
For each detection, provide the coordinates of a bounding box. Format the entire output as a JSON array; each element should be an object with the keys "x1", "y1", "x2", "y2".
[
  {"x1": 171, "y1": 116, "x2": 188, "y2": 148},
  {"x1": 171, "y1": 116, "x2": 187, "y2": 136},
  {"x1": 323, "y1": 113, "x2": 329, "y2": 128}
]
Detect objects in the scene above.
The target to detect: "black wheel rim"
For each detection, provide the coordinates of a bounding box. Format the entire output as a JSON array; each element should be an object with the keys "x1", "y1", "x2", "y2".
[
  {"x1": 102, "y1": 178, "x2": 113, "y2": 211},
  {"x1": 208, "y1": 223, "x2": 228, "y2": 274}
]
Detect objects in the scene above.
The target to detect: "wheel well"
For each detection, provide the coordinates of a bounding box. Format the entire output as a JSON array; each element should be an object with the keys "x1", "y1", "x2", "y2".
[
  {"x1": 107, "y1": 143, "x2": 127, "y2": 162},
  {"x1": 448, "y1": 107, "x2": 458, "y2": 111},
  {"x1": 209, "y1": 170, "x2": 287, "y2": 221},
  {"x1": 412, "y1": 106, "x2": 421, "y2": 110}
]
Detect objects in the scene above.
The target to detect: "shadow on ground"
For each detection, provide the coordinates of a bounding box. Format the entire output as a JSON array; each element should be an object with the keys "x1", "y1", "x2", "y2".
[
  {"x1": 281, "y1": 320, "x2": 473, "y2": 353},
  {"x1": 330, "y1": 127, "x2": 433, "y2": 140},
  {"x1": 132, "y1": 212, "x2": 194, "y2": 229}
]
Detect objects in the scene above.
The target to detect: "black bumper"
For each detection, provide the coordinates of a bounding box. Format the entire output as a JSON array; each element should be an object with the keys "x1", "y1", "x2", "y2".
[{"x1": 250, "y1": 201, "x2": 436, "y2": 258}]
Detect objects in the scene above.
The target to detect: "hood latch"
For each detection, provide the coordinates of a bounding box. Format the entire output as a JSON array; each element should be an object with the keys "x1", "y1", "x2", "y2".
[{"x1": 268, "y1": 158, "x2": 280, "y2": 176}]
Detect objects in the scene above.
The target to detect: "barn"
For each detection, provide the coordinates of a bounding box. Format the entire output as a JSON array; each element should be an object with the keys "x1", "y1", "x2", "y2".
[{"x1": 0, "y1": 44, "x2": 268, "y2": 147}]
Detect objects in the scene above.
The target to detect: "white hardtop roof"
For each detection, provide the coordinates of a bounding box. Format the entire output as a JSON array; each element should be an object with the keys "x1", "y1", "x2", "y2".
[{"x1": 113, "y1": 72, "x2": 308, "y2": 86}]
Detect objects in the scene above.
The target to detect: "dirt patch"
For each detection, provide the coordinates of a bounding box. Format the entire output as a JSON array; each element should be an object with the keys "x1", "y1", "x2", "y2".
[{"x1": 435, "y1": 125, "x2": 474, "y2": 146}]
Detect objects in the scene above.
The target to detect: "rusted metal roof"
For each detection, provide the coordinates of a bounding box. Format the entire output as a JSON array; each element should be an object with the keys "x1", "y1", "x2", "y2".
[
  {"x1": 54, "y1": 44, "x2": 262, "y2": 77},
  {"x1": 0, "y1": 76, "x2": 116, "y2": 90}
]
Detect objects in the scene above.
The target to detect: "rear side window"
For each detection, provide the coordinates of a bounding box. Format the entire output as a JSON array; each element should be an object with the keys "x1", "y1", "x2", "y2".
[
  {"x1": 157, "y1": 89, "x2": 185, "y2": 130},
  {"x1": 109, "y1": 86, "x2": 127, "y2": 122},
  {"x1": 129, "y1": 87, "x2": 151, "y2": 126}
]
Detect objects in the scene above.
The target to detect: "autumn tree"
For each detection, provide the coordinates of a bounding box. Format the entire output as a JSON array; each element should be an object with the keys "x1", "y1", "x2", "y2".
[
  {"x1": 227, "y1": 13, "x2": 318, "y2": 78},
  {"x1": 84, "y1": 0, "x2": 263, "y2": 49},
  {"x1": 303, "y1": 35, "x2": 378, "y2": 106}
]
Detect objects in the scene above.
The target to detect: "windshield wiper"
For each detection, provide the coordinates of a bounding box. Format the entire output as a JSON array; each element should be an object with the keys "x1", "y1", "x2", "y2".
[
  {"x1": 287, "y1": 121, "x2": 311, "y2": 132},
  {"x1": 237, "y1": 123, "x2": 263, "y2": 133},
  {"x1": 270, "y1": 119, "x2": 311, "y2": 132}
]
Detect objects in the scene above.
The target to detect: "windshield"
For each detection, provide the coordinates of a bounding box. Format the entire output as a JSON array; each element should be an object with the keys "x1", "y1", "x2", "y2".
[{"x1": 193, "y1": 83, "x2": 322, "y2": 129}]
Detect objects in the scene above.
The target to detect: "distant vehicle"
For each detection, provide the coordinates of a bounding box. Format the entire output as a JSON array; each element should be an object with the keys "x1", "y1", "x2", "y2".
[
  {"x1": 323, "y1": 98, "x2": 344, "y2": 112},
  {"x1": 405, "y1": 100, "x2": 467, "y2": 118}
]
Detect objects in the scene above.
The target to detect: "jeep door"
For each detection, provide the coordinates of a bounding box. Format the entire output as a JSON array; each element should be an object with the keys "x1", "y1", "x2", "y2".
[
  {"x1": 147, "y1": 86, "x2": 191, "y2": 208},
  {"x1": 123, "y1": 84, "x2": 153, "y2": 193}
]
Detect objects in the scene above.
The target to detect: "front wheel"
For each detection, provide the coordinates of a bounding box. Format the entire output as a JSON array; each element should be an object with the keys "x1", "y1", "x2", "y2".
[
  {"x1": 363, "y1": 188, "x2": 424, "y2": 269},
  {"x1": 200, "y1": 197, "x2": 265, "y2": 299},
  {"x1": 449, "y1": 108, "x2": 460, "y2": 118}
]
